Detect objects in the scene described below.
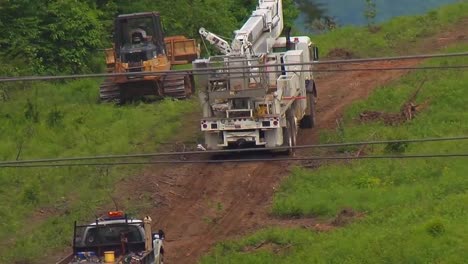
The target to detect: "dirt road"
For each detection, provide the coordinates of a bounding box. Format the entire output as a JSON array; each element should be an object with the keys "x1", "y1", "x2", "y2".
[{"x1": 115, "y1": 20, "x2": 467, "y2": 264}]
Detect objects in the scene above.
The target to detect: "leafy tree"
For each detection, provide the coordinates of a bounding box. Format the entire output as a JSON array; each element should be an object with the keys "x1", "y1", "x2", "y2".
[
  {"x1": 0, "y1": 0, "x2": 300, "y2": 74},
  {"x1": 0, "y1": 0, "x2": 103, "y2": 74},
  {"x1": 103, "y1": 0, "x2": 298, "y2": 39}
]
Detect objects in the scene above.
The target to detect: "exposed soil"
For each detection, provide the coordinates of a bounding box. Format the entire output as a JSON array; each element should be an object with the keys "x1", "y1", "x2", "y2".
[
  {"x1": 331, "y1": 208, "x2": 366, "y2": 227},
  {"x1": 326, "y1": 48, "x2": 357, "y2": 59},
  {"x1": 47, "y1": 19, "x2": 468, "y2": 264},
  {"x1": 359, "y1": 81, "x2": 430, "y2": 125},
  {"x1": 242, "y1": 241, "x2": 293, "y2": 255}
]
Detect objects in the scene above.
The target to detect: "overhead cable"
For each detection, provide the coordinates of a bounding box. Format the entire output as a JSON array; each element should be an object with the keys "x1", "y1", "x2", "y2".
[
  {"x1": 2, "y1": 153, "x2": 468, "y2": 168},
  {"x1": 1, "y1": 52, "x2": 467, "y2": 83},
  {"x1": 1, "y1": 135, "x2": 467, "y2": 166}
]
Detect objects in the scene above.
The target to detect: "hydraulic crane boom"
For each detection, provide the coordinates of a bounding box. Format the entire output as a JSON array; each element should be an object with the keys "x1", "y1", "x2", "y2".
[
  {"x1": 200, "y1": 0, "x2": 283, "y2": 56},
  {"x1": 199, "y1": 28, "x2": 232, "y2": 55}
]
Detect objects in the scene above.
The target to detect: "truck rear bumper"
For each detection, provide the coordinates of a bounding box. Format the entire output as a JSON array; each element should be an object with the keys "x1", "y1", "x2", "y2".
[
  {"x1": 222, "y1": 130, "x2": 265, "y2": 147},
  {"x1": 204, "y1": 127, "x2": 283, "y2": 150}
]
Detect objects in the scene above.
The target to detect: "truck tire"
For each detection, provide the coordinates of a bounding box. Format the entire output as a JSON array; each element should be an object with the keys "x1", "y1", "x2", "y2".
[
  {"x1": 282, "y1": 110, "x2": 297, "y2": 156},
  {"x1": 300, "y1": 92, "x2": 316, "y2": 129}
]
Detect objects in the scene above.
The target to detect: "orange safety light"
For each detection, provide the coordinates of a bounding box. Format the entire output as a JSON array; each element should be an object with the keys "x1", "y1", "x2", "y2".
[{"x1": 108, "y1": 211, "x2": 125, "y2": 218}]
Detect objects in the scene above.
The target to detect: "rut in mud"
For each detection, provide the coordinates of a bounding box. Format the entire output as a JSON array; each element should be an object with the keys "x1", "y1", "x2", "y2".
[{"x1": 113, "y1": 20, "x2": 468, "y2": 264}]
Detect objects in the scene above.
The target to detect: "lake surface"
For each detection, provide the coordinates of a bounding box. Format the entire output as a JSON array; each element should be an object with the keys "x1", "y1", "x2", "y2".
[{"x1": 294, "y1": 0, "x2": 461, "y2": 33}]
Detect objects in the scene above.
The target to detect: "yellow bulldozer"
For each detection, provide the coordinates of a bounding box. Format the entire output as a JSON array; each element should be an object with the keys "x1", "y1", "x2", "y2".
[{"x1": 100, "y1": 12, "x2": 199, "y2": 103}]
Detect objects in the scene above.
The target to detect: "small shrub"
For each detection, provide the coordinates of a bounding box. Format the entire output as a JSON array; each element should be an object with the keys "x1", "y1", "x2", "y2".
[
  {"x1": 24, "y1": 99, "x2": 39, "y2": 123},
  {"x1": 353, "y1": 176, "x2": 382, "y2": 189},
  {"x1": 425, "y1": 219, "x2": 445, "y2": 237},
  {"x1": 0, "y1": 88, "x2": 9, "y2": 102},
  {"x1": 22, "y1": 187, "x2": 39, "y2": 205},
  {"x1": 46, "y1": 107, "x2": 64, "y2": 128},
  {"x1": 384, "y1": 142, "x2": 408, "y2": 154}
]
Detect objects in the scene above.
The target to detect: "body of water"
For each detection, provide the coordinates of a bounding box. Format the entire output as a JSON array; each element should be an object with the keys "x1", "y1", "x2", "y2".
[{"x1": 294, "y1": 0, "x2": 461, "y2": 33}]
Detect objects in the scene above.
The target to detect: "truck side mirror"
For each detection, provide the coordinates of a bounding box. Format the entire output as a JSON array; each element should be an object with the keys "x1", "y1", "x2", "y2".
[{"x1": 313, "y1": 46, "x2": 319, "y2": 61}]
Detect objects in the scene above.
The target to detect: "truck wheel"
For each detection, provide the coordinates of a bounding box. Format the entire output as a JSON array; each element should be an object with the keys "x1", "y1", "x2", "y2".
[
  {"x1": 282, "y1": 110, "x2": 297, "y2": 156},
  {"x1": 300, "y1": 93, "x2": 316, "y2": 129}
]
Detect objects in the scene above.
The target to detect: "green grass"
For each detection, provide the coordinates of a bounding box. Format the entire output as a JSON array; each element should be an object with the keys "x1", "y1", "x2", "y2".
[
  {"x1": 313, "y1": 1, "x2": 468, "y2": 57},
  {"x1": 171, "y1": 63, "x2": 194, "y2": 70},
  {"x1": 0, "y1": 79, "x2": 198, "y2": 262},
  {"x1": 200, "y1": 35, "x2": 468, "y2": 264}
]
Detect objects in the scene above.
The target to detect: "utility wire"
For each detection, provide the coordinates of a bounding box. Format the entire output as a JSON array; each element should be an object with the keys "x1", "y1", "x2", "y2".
[
  {"x1": 179, "y1": 65, "x2": 468, "y2": 82},
  {"x1": 0, "y1": 65, "x2": 466, "y2": 83},
  {"x1": 314, "y1": 52, "x2": 468, "y2": 65},
  {"x1": 0, "y1": 52, "x2": 467, "y2": 83},
  {"x1": 2, "y1": 153, "x2": 468, "y2": 168},
  {"x1": 308, "y1": 65, "x2": 468, "y2": 72},
  {"x1": 1, "y1": 136, "x2": 467, "y2": 166}
]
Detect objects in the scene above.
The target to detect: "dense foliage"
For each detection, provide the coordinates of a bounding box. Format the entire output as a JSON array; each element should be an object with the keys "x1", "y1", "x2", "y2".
[
  {"x1": 0, "y1": 0, "x2": 103, "y2": 74},
  {"x1": 0, "y1": 0, "x2": 298, "y2": 75}
]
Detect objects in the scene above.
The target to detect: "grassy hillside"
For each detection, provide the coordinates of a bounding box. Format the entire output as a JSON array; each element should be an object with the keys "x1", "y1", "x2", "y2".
[
  {"x1": 313, "y1": 1, "x2": 468, "y2": 57},
  {"x1": 0, "y1": 80, "x2": 198, "y2": 262},
  {"x1": 200, "y1": 4, "x2": 468, "y2": 264}
]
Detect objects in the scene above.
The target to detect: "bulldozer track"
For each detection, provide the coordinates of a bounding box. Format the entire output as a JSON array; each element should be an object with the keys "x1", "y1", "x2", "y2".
[
  {"x1": 99, "y1": 79, "x2": 121, "y2": 103},
  {"x1": 162, "y1": 74, "x2": 192, "y2": 99}
]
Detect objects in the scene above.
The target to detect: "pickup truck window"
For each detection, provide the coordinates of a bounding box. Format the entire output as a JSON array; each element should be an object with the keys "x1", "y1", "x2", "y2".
[{"x1": 78, "y1": 225, "x2": 143, "y2": 246}]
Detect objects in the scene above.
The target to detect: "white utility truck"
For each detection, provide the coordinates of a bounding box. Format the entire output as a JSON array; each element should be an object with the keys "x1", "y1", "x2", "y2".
[{"x1": 194, "y1": 0, "x2": 319, "y2": 153}]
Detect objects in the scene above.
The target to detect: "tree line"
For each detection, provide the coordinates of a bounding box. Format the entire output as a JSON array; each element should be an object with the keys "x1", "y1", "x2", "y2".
[{"x1": 0, "y1": 0, "x2": 298, "y2": 75}]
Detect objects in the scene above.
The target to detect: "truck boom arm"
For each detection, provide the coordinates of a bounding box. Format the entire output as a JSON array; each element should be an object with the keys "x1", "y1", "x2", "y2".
[
  {"x1": 199, "y1": 27, "x2": 232, "y2": 55},
  {"x1": 200, "y1": 0, "x2": 283, "y2": 56}
]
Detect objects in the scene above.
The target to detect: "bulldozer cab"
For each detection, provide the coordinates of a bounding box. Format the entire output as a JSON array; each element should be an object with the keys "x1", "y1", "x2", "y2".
[{"x1": 114, "y1": 12, "x2": 166, "y2": 64}]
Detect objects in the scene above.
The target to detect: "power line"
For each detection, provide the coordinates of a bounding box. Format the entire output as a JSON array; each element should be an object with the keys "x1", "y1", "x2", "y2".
[
  {"x1": 310, "y1": 65, "x2": 468, "y2": 72},
  {"x1": 2, "y1": 153, "x2": 468, "y2": 168},
  {"x1": 314, "y1": 52, "x2": 468, "y2": 65},
  {"x1": 0, "y1": 52, "x2": 467, "y2": 83},
  {"x1": 0, "y1": 64, "x2": 466, "y2": 83},
  {"x1": 196, "y1": 65, "x2": 468, "y2": 82},
  {"x1": 1, "y1": 136, "x2": 467, "y2": 166}
]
